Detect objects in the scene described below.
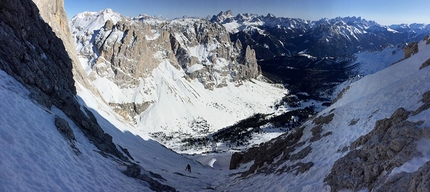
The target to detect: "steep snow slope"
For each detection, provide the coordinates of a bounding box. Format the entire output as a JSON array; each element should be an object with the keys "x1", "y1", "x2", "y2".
[
  {"x1": 330, "y1": 45, "x2": 405, "y2": 100},
  {"x1": 226, "y1": 40, "x2": 430, "y2": 191},
  {"x1": 350, "y1": 45, "x2": 404, "y2": 76},
  {"x1": 0, "y1": 70, "x2": 141, "y2": 191},
  {"x1": 0, "y1": 68, "x2": 234, "y2": 191}
]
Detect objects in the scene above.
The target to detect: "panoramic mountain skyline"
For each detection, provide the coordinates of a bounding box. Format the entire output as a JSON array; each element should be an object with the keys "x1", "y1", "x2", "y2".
[
  {"x1": 64, "y1": 0, "x2": 430, "y2": 25},
  {"x1": 3, "y1": 0, "x2": 430, "y2": 191}
]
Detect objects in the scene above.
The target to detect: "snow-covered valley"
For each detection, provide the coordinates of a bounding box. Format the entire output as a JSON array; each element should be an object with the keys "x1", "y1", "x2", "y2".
[{"x1": 69, "y1": 9, "x2": 292, "y2": 153}]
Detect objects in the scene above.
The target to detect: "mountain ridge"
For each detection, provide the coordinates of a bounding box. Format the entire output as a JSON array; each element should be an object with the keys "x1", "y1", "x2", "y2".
[{"x1": 210, "y1": 10, "x2": 430, "y2": 59}]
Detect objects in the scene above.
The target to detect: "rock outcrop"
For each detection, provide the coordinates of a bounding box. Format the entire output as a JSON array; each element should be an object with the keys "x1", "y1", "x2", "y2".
[
  {"x1": 325, "y1": 106, "x2": 430, "y2": 191},
  {"x1": 229, "y1": 112, "x2": 334, "y2": 176},
  {"x1": 0, "y1": 0, "x2": 126, "y2": 160}
]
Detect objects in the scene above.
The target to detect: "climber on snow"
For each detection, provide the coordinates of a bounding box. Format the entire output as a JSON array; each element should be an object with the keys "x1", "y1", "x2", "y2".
[{"x1": 185, "y1": 164, "x2": 191, "y2": 172}]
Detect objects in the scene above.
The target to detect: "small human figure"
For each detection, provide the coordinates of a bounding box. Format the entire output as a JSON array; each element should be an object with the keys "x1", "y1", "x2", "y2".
[{"x1": 185, "y1": 164, "x2": 191, "y2": 172}]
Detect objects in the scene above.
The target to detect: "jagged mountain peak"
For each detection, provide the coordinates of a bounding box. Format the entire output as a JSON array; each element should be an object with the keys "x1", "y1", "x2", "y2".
[
  {"x1": 217, "y1": 9, "x2": 233, "y2": 17},
  {"x1": 266, "y1": 13, "x2": 276, "y2": 18},
  {"x1": 70, "y1": 8, "x2": 125, "y2": 37},
  {"x1": 74, "y1": 8, "x2": 121, "y2": 20},
  {"x1": 135, "y1": 13, "x2": 166, "y2": 21}
]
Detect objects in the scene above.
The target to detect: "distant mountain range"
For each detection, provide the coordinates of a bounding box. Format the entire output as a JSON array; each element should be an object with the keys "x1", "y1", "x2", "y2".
[{"x1": 211, "y1": 10, "x2": 430, "y2": 58}]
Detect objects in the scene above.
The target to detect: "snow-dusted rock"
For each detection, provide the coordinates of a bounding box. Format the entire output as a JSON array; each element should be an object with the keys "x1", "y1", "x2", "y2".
[{"x1": 69, "y1": 9, "x2": 284, "y2": 143}]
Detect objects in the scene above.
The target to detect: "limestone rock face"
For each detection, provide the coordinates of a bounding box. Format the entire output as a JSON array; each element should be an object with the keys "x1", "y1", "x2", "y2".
[
  {"x1": 71, "y1": 11, "x2": 261, "y2": 88},
  {"x1": 0, "y1": 0, "x2": 126, "y2": 160},
  {"x1": 32, "y1": 0, "x2": 101, "y2": 97},
  {"x1": 70, "y1": 10, "x2": 262, "y2": 118}
]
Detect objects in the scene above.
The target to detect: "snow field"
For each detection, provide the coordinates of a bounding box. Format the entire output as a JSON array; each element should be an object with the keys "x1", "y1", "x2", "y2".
[
  {"x1": 0, "y1": 70, "x2": 144, "y2": 191},
  {"x1": 352, "y1": 45, "x2": 404, "y2": 76},
  {"x1": 77, "y1": 81, "x2": 232, "y2": 191}
]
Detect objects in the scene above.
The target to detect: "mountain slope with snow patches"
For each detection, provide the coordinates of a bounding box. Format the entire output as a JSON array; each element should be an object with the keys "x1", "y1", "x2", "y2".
[
  {"x1": 70, "y1": 9, "x2": 286, "y2": 152},
  {"x1": 226, "y1": 39, "x2": 430, "y2": 191}
]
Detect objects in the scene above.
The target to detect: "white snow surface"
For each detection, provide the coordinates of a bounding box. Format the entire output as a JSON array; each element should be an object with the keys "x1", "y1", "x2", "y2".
[
  {"x1": 0, "y1": 70, "x2": 142, "y2": 191},
  {"x1": 70, "y1": 9, "x2": 124, "y2": 55},
  {"x1": 136, "y1": 60, "x2": 285, "y2": 151},
  {"x1": 351, "y1": 45, "x2": 404, "y2": 76},
  {"x1": 78, "y1": 56, "x2": 285, "y2": 151}
]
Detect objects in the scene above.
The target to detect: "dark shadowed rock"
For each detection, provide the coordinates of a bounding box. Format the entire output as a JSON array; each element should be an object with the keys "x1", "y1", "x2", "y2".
[
  {"x1": 123, "y1": 164, "x2": 141, "y2": 178},
  {"x1": 230, "y1": 152, "x2": 245, "y2": 170},
  {"x1": 229, "y1": 126, "x2": 305, "y2": 177},
  {"x1": 420, "y1": 58, "x2": 430, "y2": 70},
  {"x1": 374, "y1": 161, "x2": 430, "y2": 192},
  {"x1": 0, "y1": 0, "x2": 127, "y2": 161},
  {"x1": 413, "y1": 90, "x2": 430, "y2": 116},
  {"x1": 313, "y1": 113, "x2": 335, "y2": 125},
  {"x1": 54, "y1": 116, "x2": 76, "y2": 141},
  {"x1": 123, "y1": 164, "x2": 177, "y2": 192},
  {"x1": 290, "y1": 146, "x2": 312, "y2": 161}
]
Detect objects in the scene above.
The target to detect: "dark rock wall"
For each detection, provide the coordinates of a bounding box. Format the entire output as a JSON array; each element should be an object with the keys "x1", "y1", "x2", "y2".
[{"x1": 0, "y1": 0, "x2": 126, "y2": 161}]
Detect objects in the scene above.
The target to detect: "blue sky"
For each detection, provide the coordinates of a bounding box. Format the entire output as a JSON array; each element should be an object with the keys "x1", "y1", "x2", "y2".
[{"x1": 64, "y1": 0, "x2": 430, "y2": 25}]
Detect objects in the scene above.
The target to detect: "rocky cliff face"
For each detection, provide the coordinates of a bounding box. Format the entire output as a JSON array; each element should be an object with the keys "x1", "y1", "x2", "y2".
[
  {"x1": 0, "y1": 0, "x2": 126, "y2": 161},
  {"x1": 72, "y1": 10, "x2": 260, "y2": 89},
  {"x1": 70, "y1": 10, "x2": 262, "y2": 120},
  {"x1": 32, "y1": 0, "x2": 102, "y2": 97}
]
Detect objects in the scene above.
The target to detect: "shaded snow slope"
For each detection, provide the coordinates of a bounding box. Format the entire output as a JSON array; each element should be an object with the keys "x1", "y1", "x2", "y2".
[
  {"x1": 0, "y1": 69, "x2": 232, "y2": 191},
  {"x1": 0, "y1": 70, "x2": 141, "y2": 191},
  {"x1": 225, "y1": 39, "x2": 430, "y2": 191}
]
